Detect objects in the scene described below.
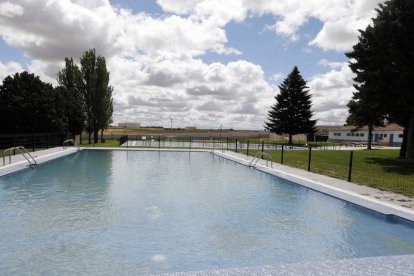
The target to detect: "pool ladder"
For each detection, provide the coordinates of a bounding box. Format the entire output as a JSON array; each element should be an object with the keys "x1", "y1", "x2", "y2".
[
  {"x1": 3, "y1": 146, "x2": 37, "y2": 167},
  {"x1": 63, "y1": 139, "x2": 80, "y2": 150},
  {"x1": 249, "y1": 151, "x2": 274, "y2": 169}
]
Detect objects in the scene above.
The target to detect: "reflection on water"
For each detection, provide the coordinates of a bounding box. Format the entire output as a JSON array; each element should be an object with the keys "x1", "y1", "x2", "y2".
[{"x1": 0, "y1": 150, "x2": 414, "y2": 275}]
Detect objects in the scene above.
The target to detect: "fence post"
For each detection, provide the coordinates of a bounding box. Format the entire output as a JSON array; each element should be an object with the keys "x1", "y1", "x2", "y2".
[
  {"x1": 32, "y1": 134, "x2": 35, "y2": 152},
  {"x1": 159, "y1": 136, "x2": 161, "y2": 149},
  {"x1": 226, "y1": 138, "x2": 229, "y2": 150},
  {"x1": 348, "y1": 151, "x2": 354, "y2": 182},
  {"x1": 281, "y1": 144, "x2": 284, "y2": 164},
  {"x1": 127, "y1": 135, "x2": 129, "y2": 148},
  {"x1": 247, "y1": 140, "x2": 250, "y2": 156},
  {"x1": 235, "y1": 139, "x2": 238, "y2": 153},
  {"x1": 12, "y1": 134, "x2": 16, "y2": 155},
  {"x1": 189, "y1": 137, "x2": 192, "y2": 150},
  {"x1": 307, "y1": 146, "x2": 312, "y2": 172},
  {"x1": 261, "y1": 141, "x2": 264, "y2": 153}
]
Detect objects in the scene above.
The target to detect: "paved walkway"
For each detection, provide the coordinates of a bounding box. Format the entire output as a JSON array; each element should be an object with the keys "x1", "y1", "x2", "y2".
[
  {"x1": 1, "y1": 147, "x2": 70, "y2": 167},
  {"x1": 217, "y1": 150, "x2": 414, "y2": 210}
]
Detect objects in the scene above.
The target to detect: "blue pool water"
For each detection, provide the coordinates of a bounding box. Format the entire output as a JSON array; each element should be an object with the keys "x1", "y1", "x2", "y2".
[{"x1": 0, "y1": 150, "x2": 414, "y2": 274}]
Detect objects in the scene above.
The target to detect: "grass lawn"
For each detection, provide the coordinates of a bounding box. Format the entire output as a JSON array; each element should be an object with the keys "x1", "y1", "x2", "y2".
[
  {"x1": 238, "y1": 149, "x2": 414, "y2": 197},
  {"x1": 79, "y1": 140, "x2": 120, "y2": 147}
]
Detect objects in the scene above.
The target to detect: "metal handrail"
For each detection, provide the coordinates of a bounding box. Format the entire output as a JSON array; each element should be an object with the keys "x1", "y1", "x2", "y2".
[
  {"x1": 63, "y1": 139, "x2": 80, "y2": 150},
  {"x1": 3, "y1": 146, "x2": 37, "y2": 166},
  {"x1": 249, "y1": 151, "x2": 274, "y2": 168}
]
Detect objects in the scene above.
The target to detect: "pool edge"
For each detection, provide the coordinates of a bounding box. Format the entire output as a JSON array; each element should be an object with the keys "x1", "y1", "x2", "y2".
[{"x1": 212, "y1": 150, "x2": 414, "y2": 222}]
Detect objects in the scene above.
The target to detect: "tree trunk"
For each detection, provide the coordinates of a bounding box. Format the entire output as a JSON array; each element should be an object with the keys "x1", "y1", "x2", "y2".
[
  {"x1": 94, "y1": 130, "x2": 99, "y2": 144},
  {"x1": 406, "y1": 109, "x2": 414, "y2": 158},
  {"x1": 367, "y1": 124, "x2": 373, "y2": 150},
  {"x1": 288, "y1": 134, "x2": 292, "y2": 145},
  {"x1": 88, "y1": 132, "x2": 91, "y2": 144},
  {"x1": 399, "y1": 128, "x2": 407, "y2": 158},
  {"x1": 79, "y1": 132, "x2": 83, "y2": 145},
  {"x1": 100, "y1": 129, "x2": 104, "y2": 143}
]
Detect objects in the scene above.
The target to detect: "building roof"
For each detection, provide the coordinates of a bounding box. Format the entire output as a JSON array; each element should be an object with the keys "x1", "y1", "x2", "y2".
[{"x1": 329, "y1": 123, "x2": 403, "y2": 132}]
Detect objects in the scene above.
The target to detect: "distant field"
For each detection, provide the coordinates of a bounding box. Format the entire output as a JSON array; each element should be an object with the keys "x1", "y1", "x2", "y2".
[{"x1": 101, "y1": 127, "x2": 270, "y2": 138}]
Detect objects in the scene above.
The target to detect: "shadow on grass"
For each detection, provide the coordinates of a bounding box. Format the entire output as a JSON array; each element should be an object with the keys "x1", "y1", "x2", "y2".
[{"x1": 363, "y1": 156, "x2": 414, "y2": 176}]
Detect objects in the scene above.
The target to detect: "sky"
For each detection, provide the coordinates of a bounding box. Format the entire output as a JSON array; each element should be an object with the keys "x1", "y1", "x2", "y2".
[{"x1": 0, "y1": 0, "x2": 385, "y2": 129}]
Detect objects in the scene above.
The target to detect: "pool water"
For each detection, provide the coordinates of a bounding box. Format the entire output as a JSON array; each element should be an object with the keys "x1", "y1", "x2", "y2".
[{"x1": 0, "y1": 150, "x2": 414, "y2": 274}]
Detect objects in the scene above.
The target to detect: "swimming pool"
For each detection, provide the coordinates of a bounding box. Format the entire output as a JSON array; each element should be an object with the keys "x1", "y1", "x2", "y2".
[{"x1": 1, "y1": 150, "x2": 414, "y2": 274}]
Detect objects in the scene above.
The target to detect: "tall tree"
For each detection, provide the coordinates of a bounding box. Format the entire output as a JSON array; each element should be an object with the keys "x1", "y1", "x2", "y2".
[
  {"x1": 79, "y1": 49, "x2": 113, "y2": 144},
  {"x1": 265, "y1": 66, "x2": 316, "y2": 144},
  {"x1": 80, "y1": 49, "x2": 97, "y2": 144},
  {"x1": 0, "y1": 71, "x2": 61, "y2": 134},
  {"x1": 95, "y1": 56, "x2": 113, "y2": 143},
  {"x1": 347, "y1": 0, "x2": 414, "y2": 158},
  {"x1": 57, "y1": 57, "x2": 85, "y2": 142}
]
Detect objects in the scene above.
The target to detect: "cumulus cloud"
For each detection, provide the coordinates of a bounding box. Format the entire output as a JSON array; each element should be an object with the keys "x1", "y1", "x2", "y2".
[
  {"x1": 309, "y1": 62, "x2": 355, "y2": 125},
  {"x1": 0, "y1": 61, "x2": 23, "y2": 80},
  {"x1": 0, "y1": 2, "x2": 24, "y2": 18},
  {"x1": 157, "y1": 0, "x2": 385, "y2": 52},
  {"x1": 0, "y1": 0, "x2": 381, "y2": 128}
]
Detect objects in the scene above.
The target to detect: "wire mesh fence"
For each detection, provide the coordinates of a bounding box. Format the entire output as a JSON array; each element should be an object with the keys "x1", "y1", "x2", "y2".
[{"x1": 0, "y1": 133, "x2": 68, "y2": 152}]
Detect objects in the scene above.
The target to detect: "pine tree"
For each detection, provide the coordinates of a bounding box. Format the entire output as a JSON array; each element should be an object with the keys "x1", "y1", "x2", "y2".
[
  {"x1": 265, "y1": 66, "x2": 316, "y2": 144},
  {"x1": 346, "y1": 0, "x2": 414, "y2": 158}
]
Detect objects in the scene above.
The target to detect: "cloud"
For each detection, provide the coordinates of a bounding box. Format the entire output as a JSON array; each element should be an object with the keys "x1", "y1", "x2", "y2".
[
  {"x1": 269, "y1": 73, "x2": 285, "y2": 83},
  {"x1": 0, "y1": 0, "x2": 373, "y2": 128},
  {"x1": 0, "y1": 61, "x2": 23, "y2": 80},
  {"x1": 157, "y1": 0, "x2": 386, "y2": 51},
  {"x1": 309, "y1": 62, "x2": 355, "y2": 125},
  {"x1": 0, "y1": 2, "x2": 24, "y2": 18}
]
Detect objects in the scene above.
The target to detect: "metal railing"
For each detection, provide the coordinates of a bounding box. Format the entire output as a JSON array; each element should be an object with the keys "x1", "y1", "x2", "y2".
[
  {"x1": 63, "y1": 139, "x2": 80, "y2": 150},
  {"x1": 3, "y1": 146, "x2": 37, "y2": 166},
  {"x1": 249, "y1": 151, "x2": 275, "y2": 168}
]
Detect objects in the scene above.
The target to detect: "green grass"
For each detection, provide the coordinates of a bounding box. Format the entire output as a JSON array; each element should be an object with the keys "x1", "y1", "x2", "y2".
[
  {"x1": 238, "y1": 149, "x2": 414, "y2": 197},
  {"x1": 80, "y1": 140, "x2": 120, "y2": 147}
]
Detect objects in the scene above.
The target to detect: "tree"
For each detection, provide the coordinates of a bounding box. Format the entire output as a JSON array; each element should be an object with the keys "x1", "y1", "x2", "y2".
[
  {"x1": 346, "y1": 0, "x2": 414, "y2": 158},
  {"x1": 79, "y1": 49, "x2": 113, "y2": 144},
  {"x1": 0, "y1": 71, "x2": 62, "y2": 134},
  {"x1": 265, "y1": 66, "x2": 316, "y2": 144},
  {"x1": 80, "y1": 49, "x2": 97, "y2": 144},
  {"x1": 57, "y1": 57, "x2": 85, "y2": 142},
  {"x1": 346, "y1": 89, "x2": 385, "y2": 150},
  {"x1": 95, "y1": 56, "x2": 113, "y2": 143}
]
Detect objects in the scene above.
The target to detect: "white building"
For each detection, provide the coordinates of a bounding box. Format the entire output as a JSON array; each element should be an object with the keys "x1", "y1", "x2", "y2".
[
  {"x1": 118, "y1": 122, "x2": 141, "y2": 129},
  {"x1": 328, "y1": 124, "x2": 403, "y2": 146}
]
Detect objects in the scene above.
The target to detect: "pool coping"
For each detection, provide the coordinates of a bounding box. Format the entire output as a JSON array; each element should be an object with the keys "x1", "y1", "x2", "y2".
[
  {"x1": 152, "y1": 254, "x2": 414, "y2": 276},
  {"x1": 0, "y1": 148, "x2": 79, "y2": 177}
]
